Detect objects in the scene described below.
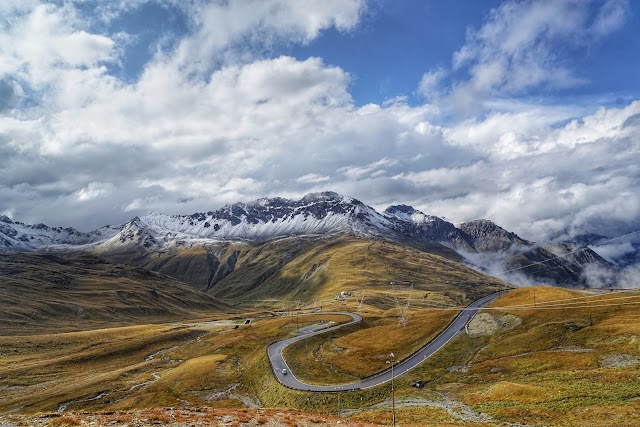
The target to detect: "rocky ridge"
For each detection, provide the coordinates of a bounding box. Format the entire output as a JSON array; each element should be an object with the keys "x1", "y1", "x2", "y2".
[{"x1": 0, "y1": 192, "x2": 617, "y2": 287}]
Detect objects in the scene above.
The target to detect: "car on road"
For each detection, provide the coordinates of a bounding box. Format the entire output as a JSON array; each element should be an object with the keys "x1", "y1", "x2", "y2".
[{"x1": 281, "y1": 368, "x2": 288, "y2": 375}]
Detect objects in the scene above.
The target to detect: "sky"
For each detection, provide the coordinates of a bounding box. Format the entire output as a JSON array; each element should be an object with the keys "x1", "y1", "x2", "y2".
[{"x1": 1, "y1": 0, "x2": 639, "y2": 247}]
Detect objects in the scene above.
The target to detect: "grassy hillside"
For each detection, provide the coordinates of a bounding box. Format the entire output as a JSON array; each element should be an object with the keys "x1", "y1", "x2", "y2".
[
  {"x1": 0, "y1": 253, "x2": 231, "y2": 335},
  {"x1": 379, "y1": 286, "x2": 640, "y2": 426},
  {"x1": 283, "y1": 309, "x2": 461, "y2": 384},
  {"x1": 0, "y1": 314, "x2": 353, "y2": 415},
  {"x1": 100, "y1": 235, "x2": 506, "y2": 307},
  {"x1": 3, "y1": 286, "x2": 639, "y2": 426},
  {"x1": 1, "y1": 407, "x2": 384, "y2": 426}
]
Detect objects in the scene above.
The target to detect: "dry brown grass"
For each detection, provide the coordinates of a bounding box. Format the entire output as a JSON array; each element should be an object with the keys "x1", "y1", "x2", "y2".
[
  {"x1": 46, "y1": 415, "x2": 81, "y2": 426},
  {"x1": 3, "y1": 285, "x2": 639, "y2": 427},
  {"x1": 403, "y1": 286, "x2": 640, "y2": 426},
  {"x1": 0, "y1": 253, "x2": 231, "y2": 336},
  {"x1": 283, "y1": 309, "x2": 459, "y2": 383},
  {"x1": 6, "y1": 407, "x2": 386, "y2": 426},
  {"x1": 0, "y1": 323, "x2": 205, "y2": 413},
  {"x1": 0, "y1": 307, "x2": 364, "y2": 416},
  {"x1": 472, "y1": 381, "x2": 552, "y2": 403}
]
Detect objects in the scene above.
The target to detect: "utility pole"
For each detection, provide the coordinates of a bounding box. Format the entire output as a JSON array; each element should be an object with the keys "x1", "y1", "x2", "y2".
[
  {"x1": 357, "y1": 291, "x2": 365, "y2": 313},
  {"x1": 336, "y1": 386, "x2": 343, "y2": 418},
  {"x1": 533, "y1": 289, "x2": 537, "y2": 306},
  {"x1": 386, "y1": 353, "x2": 396, "y2": 426}
]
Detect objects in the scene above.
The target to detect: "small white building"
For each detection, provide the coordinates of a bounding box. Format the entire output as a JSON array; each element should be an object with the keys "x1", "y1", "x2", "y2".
[{"x1": 334, "y1": 291, "x2": 352, "y2": 299}]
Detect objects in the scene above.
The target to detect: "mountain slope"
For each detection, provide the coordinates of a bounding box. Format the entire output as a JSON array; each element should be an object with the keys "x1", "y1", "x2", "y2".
[
  {"x1": 0, "y1": 192, "x2": 620, "y2": 289},
  {"x1": 459, "y1": 219, "x2": 529, "y2": 252},
  {"x1": 107, "y1": 192, "x2": 392, "y2": 245},
  {"x1": 0, "y1": 215, "x2": 118, "y2": 251},
  {"x1": 95, "y1": 234, "x2": 504, "y2": 305},
  {"x1": 0, "y1": 253, "x2": 231, "y2": 335}
]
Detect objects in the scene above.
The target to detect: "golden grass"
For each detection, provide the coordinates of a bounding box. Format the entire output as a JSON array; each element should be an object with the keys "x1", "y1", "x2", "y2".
[
  {"x1": 474, "y1": 381, "x2": 552, "y2": 403},
  {"x1": 400, "y1": 286, "x2": 640, "y2": 426},
  {"x1": 283, "y1": 309, "x2": 459, "y2": 383},
  {"x1": 0, "y1": 253, "x2": 230, "y2": 335},
  {"x1": 10, "y1": 282, "x2": 640, "y2": 426},
  {"x1": 291, "y1": 237, "x2": 503, "y2": 304},
  {"x1": 152, "y1": 235, "x2": 507, "y2": 307},
  {"x1": 350, "y1": 406, "x2": 463, "y2": 426},
  {"x1": 47, "y1": 415, "x2": 82, "y2": 426},
  {"x1": 152, "y1": 354, "x2": 229, "y2": 390},
  {"x1": 0, "y1": 310, "x2": 363, "y2": 414},
  {"x1": 0, "y1": 323, "x2": 205, "y2": 413}
]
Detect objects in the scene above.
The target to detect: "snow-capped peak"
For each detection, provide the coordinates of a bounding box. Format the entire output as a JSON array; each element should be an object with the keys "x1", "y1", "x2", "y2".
[
  {"x1": 384, "y1": 205, "x2": 434, "y2": 224},
  {"x1": 125, "y1": 192, "x2": 384, "y2": 243},
  {"x1": 0, "y1": 217, "x2": 120, "y2": 251},
  {"x1": 301, "y1": 191, "x2": 352, "y2": 203}
]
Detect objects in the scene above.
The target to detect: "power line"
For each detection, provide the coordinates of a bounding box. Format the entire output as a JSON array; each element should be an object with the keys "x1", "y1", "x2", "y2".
[
  {"x1": 501, "y1": 289, "x2": 638, "y2": 308},
  {"x1": 444, "y1": 229, "x2": 640, "y2": 288},
  {"x1": 502, "y1": 229, "x2": 640, "y2": 275},
  {"x1": 507, "y1": 294, "x2": 640, "y2": 309},
  {"x1": 432, "y1": 299, "x2": 640, "y2": 312},
  {"x1": 492, "y1": 300, "x2": 640, "y2": 311}
]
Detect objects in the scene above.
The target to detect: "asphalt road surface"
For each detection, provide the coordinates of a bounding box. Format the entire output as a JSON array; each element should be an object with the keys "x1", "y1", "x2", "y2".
[{"x1": 267, "y1": 291, "x2": 506, "y2": 392}]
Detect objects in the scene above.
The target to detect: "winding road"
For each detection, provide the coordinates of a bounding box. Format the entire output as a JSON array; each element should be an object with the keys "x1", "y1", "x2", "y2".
[{"x1": 267, "y1": 291, "x2": 506, "y2": 392}]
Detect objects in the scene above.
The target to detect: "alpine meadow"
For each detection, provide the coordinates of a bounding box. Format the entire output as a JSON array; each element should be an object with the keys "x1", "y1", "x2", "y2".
[{"x1": 1, "y1": 1, "x2": 639, "y2": 426}]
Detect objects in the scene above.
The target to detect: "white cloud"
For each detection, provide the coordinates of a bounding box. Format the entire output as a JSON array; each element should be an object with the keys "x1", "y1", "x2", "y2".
[
  {"x1": 437, "y1": 0, "x2": 631, "y2": 112},
  {"x1": 0, "y1": 4, "x2": 117, "y2": 86},
  {"x1": 163, "y1": 0, "x2": 364, "y2": 76},
  {"x1": 75, "y1": 182, "x2": 115, "y2": 202},
  {"x1": 417, "y1": 68, "x2": 445, "y2": 99},
  {"x1": 297, "y1": 174, "x2": 331, "y2": 184},
  {"x1": 593, "y1": 242, "x2": 637, "y2": 263},
  {"x1": 0, "y1": 0, "x2": 637, "y2": 255},
  {"x1": 338, "y1": 158, "x2": 398, "y2": 179},
  {"x1": 591, "y1": 0, "x2": 630, "y2": 37}
]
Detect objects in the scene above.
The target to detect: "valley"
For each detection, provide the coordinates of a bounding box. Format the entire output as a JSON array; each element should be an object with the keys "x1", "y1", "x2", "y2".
[
  {"x1": 3, "y1": 0, "x2": 640, "y2": 424},
  {"x1": 1, "y1": 193, "x2": 639, "y2": 426},
  {"x1": 2, "y1": 287, "x2": 640, "y2": 426}
]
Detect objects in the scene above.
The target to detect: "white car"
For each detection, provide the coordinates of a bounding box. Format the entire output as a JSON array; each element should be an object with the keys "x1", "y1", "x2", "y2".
[{"x1": 281, "y1": 368, "x2": 288, "y2": 375}]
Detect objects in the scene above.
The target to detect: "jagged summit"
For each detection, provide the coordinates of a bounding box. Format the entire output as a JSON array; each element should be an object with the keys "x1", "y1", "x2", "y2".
[
  {"x1": 0, "y1": 192, "x2": 619, "y2": 288},
  {"x1": 98, "y1": 192, "x2": 386, "y2": 247},
  {"x1": 385, "y1": 204, "x2": 417, "y2": 218},
  {"x1": 0, "y1": 194, "x2": 586, "y2": 255},
  {"x1": 0, "y1": 217, "x2": 119, "y2": 251},
  {"x1": 300, "y1": 191, "x2": 352, "y2": 203},
  {"x1": 206, "y1": 192, "x2": 365, "y2": 226},
  {"x1": 459, "y1": 219, "x2": 529, "y2": 252},
  {"x1": 384, "y1": 204, "x2": 435, "y2": 224}
]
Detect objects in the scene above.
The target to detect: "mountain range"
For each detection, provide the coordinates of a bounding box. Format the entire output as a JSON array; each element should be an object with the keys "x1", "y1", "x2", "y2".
[{"x1": 0, "y1": 192, "x2": 624, "y2": 292}]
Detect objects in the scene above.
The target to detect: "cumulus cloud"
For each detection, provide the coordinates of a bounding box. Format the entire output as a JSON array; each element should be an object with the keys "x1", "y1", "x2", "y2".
[
  {"x1": 160, "y1": 0, "x2": 364, "y2": 76},
  {"x1": 417, "y1": 68, "x2": 445, "y2": 100},
  {"x1": 75, "y1": 182, "x2": 115, "y2": 202},
  {"x1": 421, "y1": 0, "x2": 632, "y2": 112},
  {"x1": 0, "y1": 0, "x2": 637, "y2": 264},
  {"x1": 0, "y1": 4, "x2": 118, "y2": 87}
]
